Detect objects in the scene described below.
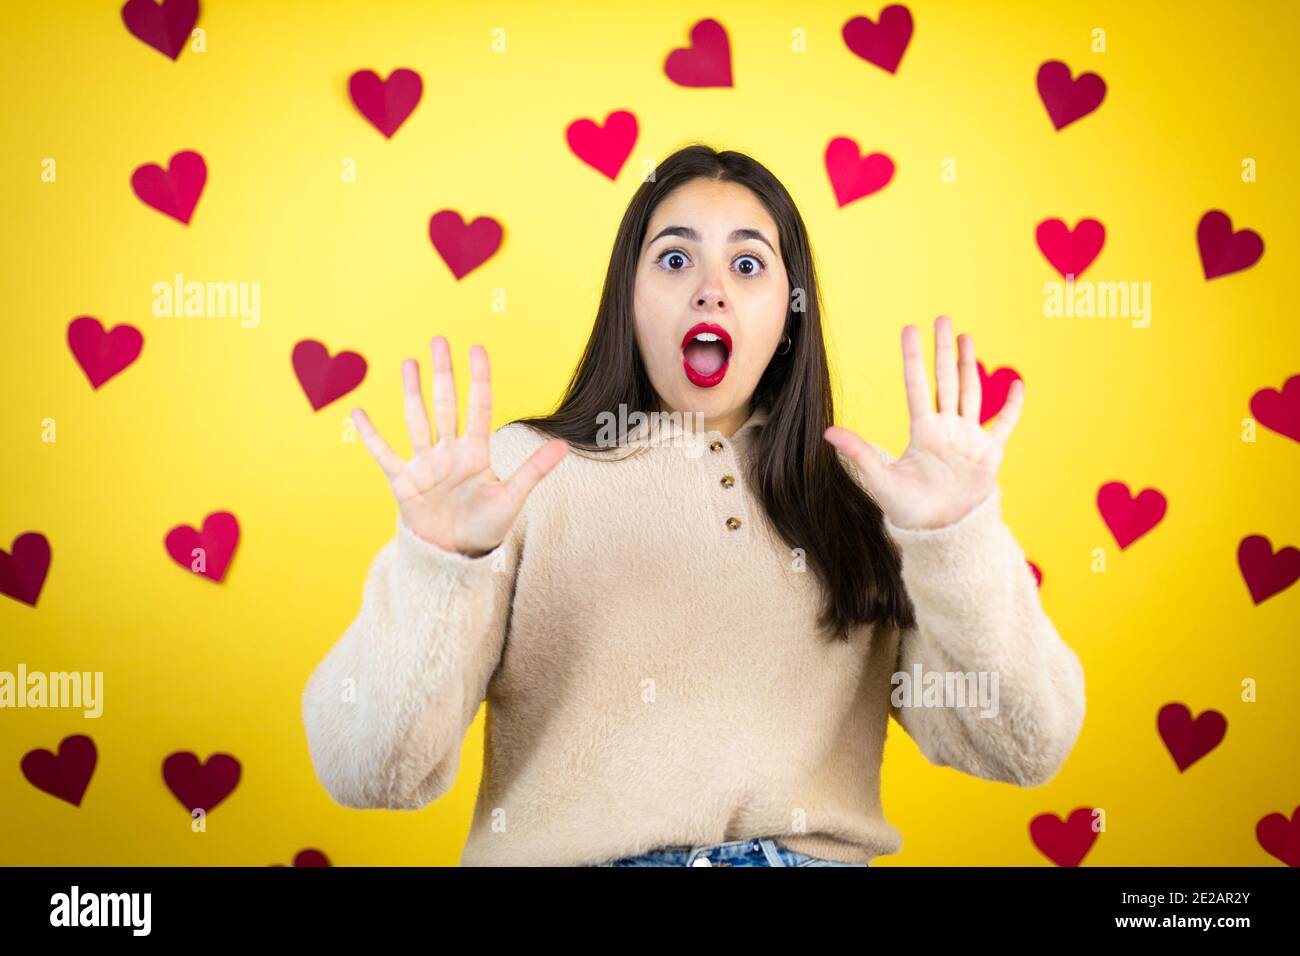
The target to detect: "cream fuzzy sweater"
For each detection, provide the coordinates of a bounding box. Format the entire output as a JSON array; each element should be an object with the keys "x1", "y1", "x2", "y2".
[{"x1": 301, "y1": 404, "x2": 1086, "y2": 865}]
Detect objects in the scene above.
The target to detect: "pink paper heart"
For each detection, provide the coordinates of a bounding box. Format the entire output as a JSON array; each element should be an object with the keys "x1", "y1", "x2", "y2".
[
  {"x1": 977, "y1": 360, "x2": 1022, "y2": 425},
  {"x1": 1097, "y1": 481, "x2": 1166, "y2": 549},
  {"x1": 22, "y1": 735, "x2": 97, "y2": 806},
  {"x1": 121, "y1": 0, "x2": 198, "y2": 61},
  {"x1": 165, "y1": 511, "x2": 239, "y2": 582},
  {"x1": 1197, "y1": 210, "x2": 1263, "y2": 280},
  {"x1": 664, "y1": 19, "x2": 732, "y2": 87},
  {"x1": 825, "y1": 138, "x2": 894, "y2": 207},
  {"x1": 1036, "y1": 218, "x2": 1105, "y2": 279},
  {"x1": 292, "y1": 339, "x2": 367, "y2": 411},
  {"x1": 348, "y1": 68, "x2": 423, "y2": 138},
  {"x1": 1037, "y1": 60, "x2": 1106, "y2": 131},
  {"x1": 1256, "y1": 807, "x2": 1300, "y2": 866},
  {"x1": 428, "y1": 210, "x2": 503, "y2": 279},
  {"x1": 1030, "y1": 808, "x2": 1099, "y2": 867},
  {"x1": 842, "y1": 5, "x2": 913, "y2": 74},
  {"x1": 0, "y1": 532, "x2": 52, "y2": 607},
  {"x1": 1237, "y1": 535, "x2": 1300, "y2": 605},
  {"x1": 1250, "y1": 374, "x2": 1300, "y2": 444},
  {"x1": 1157, "y1": 703, "x2": 1226, "y2": 771},
  {"x1": 566, "y1": 110, "x2": 639, "y2": 180},
  {"x1": 67, "y1": 315, "x2": 143, "y2": 389},
  {"x1": 131, "y1": 149, "x2": 207, "y2": 224},
  {"x1": 163, "y1": 751, "x2": 241, "y2": 814}
]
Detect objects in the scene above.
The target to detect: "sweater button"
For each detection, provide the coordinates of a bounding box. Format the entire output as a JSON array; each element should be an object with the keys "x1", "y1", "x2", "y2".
[
  {"x1": 709, "y1": 440, "x2": 723, "y2": 452},
  {"x1": 725, "y1": 516, "x2": 742, "y2": 530},
  {"x1": 720, "y1": 474, "x2": 735, "y2": 488}
]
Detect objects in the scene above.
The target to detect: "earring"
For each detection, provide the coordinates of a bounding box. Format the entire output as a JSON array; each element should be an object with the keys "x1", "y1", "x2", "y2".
[{"x1": 776, "y1": 333, "x2": 792, "y2": 355}]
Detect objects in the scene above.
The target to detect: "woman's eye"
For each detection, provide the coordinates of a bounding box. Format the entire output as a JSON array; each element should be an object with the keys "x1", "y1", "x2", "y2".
[
  {"x1": 658, "y1": 250, "x2": 690, "y2": 271},
  {"x1": 734, "y1": 254, "x2": 765, "y2": 276}
]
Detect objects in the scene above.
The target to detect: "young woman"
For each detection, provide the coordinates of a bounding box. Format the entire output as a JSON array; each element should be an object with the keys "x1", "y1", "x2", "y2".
[{"x1": 302, "y1": 144, "x2": 1086, "y2": 868}]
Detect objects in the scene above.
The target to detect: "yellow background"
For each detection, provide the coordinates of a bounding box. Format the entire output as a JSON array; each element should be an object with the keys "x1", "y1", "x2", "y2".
[{"x1": 2, "y1": 0, "x2": 1296, "y2": 865}]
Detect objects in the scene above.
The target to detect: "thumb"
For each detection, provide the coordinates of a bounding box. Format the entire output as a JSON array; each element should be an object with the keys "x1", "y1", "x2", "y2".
[{"x1": 825, "y1": 426, "x2": 893, "y2": 495}]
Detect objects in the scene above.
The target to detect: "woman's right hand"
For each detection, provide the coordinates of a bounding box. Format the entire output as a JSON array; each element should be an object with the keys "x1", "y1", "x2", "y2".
[{"x1": 351, "y1": 337, "x2": 570, "y2": 557}]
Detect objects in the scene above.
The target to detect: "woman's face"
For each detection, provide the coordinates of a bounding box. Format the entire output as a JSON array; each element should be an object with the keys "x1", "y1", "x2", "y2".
[{"x1": 632, "y1": 177, "x2": 790, "y2": 431}]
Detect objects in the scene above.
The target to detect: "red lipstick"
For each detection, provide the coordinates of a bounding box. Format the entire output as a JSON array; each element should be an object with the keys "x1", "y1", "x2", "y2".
[{"x1": 681, "y1": 322, "x2": 732, "y2": 388}]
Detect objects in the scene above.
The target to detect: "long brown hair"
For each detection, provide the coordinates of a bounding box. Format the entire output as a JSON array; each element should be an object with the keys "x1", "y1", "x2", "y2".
[{"x1": 512, "y1": 143, "x2": 915, "y2": 641}]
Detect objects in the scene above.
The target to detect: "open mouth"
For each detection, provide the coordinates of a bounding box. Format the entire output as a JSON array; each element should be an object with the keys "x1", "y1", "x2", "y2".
[{"x1": 681, "y1": 322, "x2": 732, "y2": 388}]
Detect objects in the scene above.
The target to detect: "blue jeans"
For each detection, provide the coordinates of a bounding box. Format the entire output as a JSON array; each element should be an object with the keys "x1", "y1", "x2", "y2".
[{"x1": 591, "y1": 837, "x2": 871, "y2": 867}]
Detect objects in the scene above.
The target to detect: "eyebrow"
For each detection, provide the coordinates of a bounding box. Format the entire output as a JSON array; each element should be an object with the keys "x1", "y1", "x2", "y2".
[{"x1": 645, "y1": 225, "x2": 776, "y2": 256}]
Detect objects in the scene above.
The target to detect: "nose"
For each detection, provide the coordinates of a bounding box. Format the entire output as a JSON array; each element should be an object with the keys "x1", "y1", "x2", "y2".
[{"x1": 693, "y1": 270, "x2": 727, "y2": 312}]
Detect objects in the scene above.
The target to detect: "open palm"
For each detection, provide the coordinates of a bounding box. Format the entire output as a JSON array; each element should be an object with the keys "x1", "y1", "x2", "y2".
[{"x1": 825, "y1": 315, "x2": 1024, "y2": 530}]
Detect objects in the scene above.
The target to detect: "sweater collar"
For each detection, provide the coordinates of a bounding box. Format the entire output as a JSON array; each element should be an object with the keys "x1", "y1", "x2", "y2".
[{"x1": 621, "y1": 403, "x2": 770, "y2": 453}]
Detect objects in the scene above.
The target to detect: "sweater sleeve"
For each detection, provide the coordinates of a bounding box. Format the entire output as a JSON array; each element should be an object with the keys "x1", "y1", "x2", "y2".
[
  {"x1": 881, "y1": 484, "x2": 1086, "y2": 787},
  {"x1": 301, "y1": 431, "x2": 527, "y2": 810}
]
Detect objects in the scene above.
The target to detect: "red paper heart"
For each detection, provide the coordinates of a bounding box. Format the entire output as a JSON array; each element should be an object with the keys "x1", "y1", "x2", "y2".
[
  {"x1": 1257, "y1": 807, "x2": 1300, "y2": 866},
  {"x1": 292, "y1": 339, "x2": 367, "y2": 411},
  {"x1": 1036, "y1": 218, "x2": 1104, "y2": 279},
  {"x1": 1157, "y1": 703, "x2": 1226, "y2": 771},
  {"x1": 1097, "y1": 482, "x2": 1166, "y2": 549},
  {"x1": 269, "y1": 849, "x2": 331, "y2": 867},
  {"x1": 977, "y1": 360, "x2": 1022, "y2": 425},
  {"x1": 1237, "y1": 535, "x2": 1300, "y2": 605},
  {"x1": 1030, "y1": 808, "x2": 1099, "y2": 866},
  {"x1": 1197, "y1": 210, "x2": 1263, "y2": 280},
  {"x1": 67, "y1": 316, "x2": 143, "y2": 389},
  {"x1": 164, "y1": 511, "x2": 239, "y2": 582},
  {"x1": 566, "y1": 110, "x2": 639, "y2": 180},
  {"x1": 1027, "y1": 560, "x2": 1042, "y2": 589},
  {"x1": 348, "y1": 68, "x2": 422, "y2": 139},
  {"x1": 0, "y1": 532, "x2": 51, "y2": 607},
  {"x1": 664, "y1": 19, "x2": 732, "y2": 87},
  {"x1": 825, "y1": 138, "x2": 894, "y2": 207},
  {"x1": 428, "y1": 210, "x2": 503, "y2": 280},
  {"x1": 131, "y1": 149, "x2": 206, "y2": 224},
  {"x1": 22, "y1": 735, "x2": 96, "y2": 807},
  {"x1": 1250, "y1": 374, "x2": 1300, "y2": 444},
  {"x1": 121, "y1": 0, "x2": 198, "y2": 61},
  {"x1": 1037, "y1": 60, "x2": 1106, "y2": 131},
  {"x1": 842, "y1": 5, "x2": 913, "y2": 74},
  {"x1": 163, "y1": 751, "x2": 241, "y2": 814}
]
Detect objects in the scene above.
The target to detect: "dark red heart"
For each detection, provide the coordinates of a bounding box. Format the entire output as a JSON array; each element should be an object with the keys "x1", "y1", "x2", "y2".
[
  {"x1": 1197, "y1": 210, "x2": 1263, "y2": 280},
  {"x1": 131, "y1": 150, "x2": 207, "y2": 224},
  {"x1": 825, "y1": 138, "x2": 894, "y2": 207},
  {"x1": 428, "y1": 210, "x2": 503, "y2": 280},
  {"x1": 1036, "y1": 218, "x2": 1104, "y2": 279},
  {"x1": 664, "y1": 19, "x2": 732, "y2": 87},
  {"x1": 1237, "y1": 535, "x2": 1300, "y2": 605},
  {"x1": 1157, "y1": 703, "x2": 1226, "y2": 771},
  {"x1": 163, "y1": 751, "x2": 241, "y2": 814},
  {"x1": 348, "y1": 68, "x2": 422, "y2": 139},
  {"x1": 0, "y1": 532, "x2": 51, "y2": 607},
  {"x1": 1037, "y1": 60, "x2": 1106, "y2": 130},
  {"x1": 1030, "y1": 808, "x2": 1099, "y2": 866},
  {"x1": 1027, "y1": 560, "x2": 1042, "y2": 589},
  {"x1": 67, "y1": 316, "x2": 143, "y2": 389},
  {"x1": 22, "y1": 735, "x2": 97, "y2": 806},
  {"x1": 1257, "y1": 807, "x2": 1300, "y2": 866},
  {"x1": 121, "y1": 0, "x2": 198, "y2": 60},
  {"x1": 566, "y1": 110, "x2": 638, "y2": 180},
  {"x1": 1097, "y1": 481, "x2": 1166, "y2": 549},
  {"x1": 292, "y1": 339, "x2": 367, "y2": 410},
  {"x1": 164, "y1": 511, "x2": 239, "y2": 582},
  {"x1": 1250, "y1": 374, "x2": 1300, "y2": 444},
  {"x1": 842, "y1": 5, "x2": 913, "y2": 74},
  {"x1": 977, "y1": 360, "x2": 1022, "y2": 425}
]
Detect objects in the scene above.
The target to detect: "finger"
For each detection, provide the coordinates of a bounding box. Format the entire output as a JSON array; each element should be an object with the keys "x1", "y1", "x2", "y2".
[
  {"x1": 934, "y1": 315, "x2": 958, "y2": 416},
  {"x1": 502, "y1": 438, "x2": 570, "y2": 508},
  {"x1": 901, "y1": 324, "x2": 931, "y2": 423},
  {"x1": 986, "y1": 378, "x2": 1024, "y2": 452},
  {"x1": 402, "y1": 358, "x2": 432, "y2": 455},
  {"x1": 465, "y1": 344, "x2": 492, "y2": 442},
  {"x1": 957, "y1": 333, "x2": 981, "y2": 424},
  {"x1": 430, "y1": 336, "x2": 458, "y2": 443},
  {"x1": 824, "y1": 425, "x2": 891, "y2": 492},
  {"x1": 352, "y1": 407, "x2": 405, "y2": 480}
]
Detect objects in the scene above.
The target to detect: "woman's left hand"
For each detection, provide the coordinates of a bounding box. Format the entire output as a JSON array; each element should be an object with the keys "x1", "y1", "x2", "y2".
[{"x1": 823, "y1": 315, "x2": 1024, "y2": 531}]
